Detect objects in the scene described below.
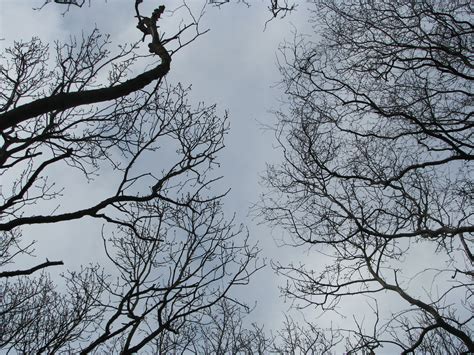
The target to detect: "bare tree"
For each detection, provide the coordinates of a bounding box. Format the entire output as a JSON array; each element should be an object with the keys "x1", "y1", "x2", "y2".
[
  {"x1": 0, "y1": 1, "x2": 261, "y2": 352},
  {"x1": 262, "y1": 0, "x2": 473, "y2": 353},
  {"x1": 270, "y1": 316, "x2": 342, "y2": 354},
  {"x1": 150, "y1": 298, "x2": 269, "y2": 354},
  {"x1": 149, "y1": 299, "x2": 341, "y2": 354}
]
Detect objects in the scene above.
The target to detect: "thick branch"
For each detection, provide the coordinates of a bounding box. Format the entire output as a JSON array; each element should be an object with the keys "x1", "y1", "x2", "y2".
[
  {"x1": 0, "y1": 5, "x2": 170, "y2": 133},
  {"x1": 0, "y1": 260, "x2": 64, "y2": 278},
  {"x1": 0, "y1": 191, "x2": 168, "y2": 231}
]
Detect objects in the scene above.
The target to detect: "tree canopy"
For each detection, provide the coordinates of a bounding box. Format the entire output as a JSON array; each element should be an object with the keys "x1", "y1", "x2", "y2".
[
  {"x1": 262, "y1": 0, "x2": 473, "y2": 352},
  {"x1": 1, "y1": 0, "x2": 472, "y2": 353}
]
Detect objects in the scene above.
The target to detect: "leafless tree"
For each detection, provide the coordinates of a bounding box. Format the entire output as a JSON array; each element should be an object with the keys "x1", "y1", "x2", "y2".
[
  {"x1": 149, "y1": 298, "x2": 269, "y2": 354},
  {"x1": 270, "y1": 316, "x2": 342, "y2": 354},
  {"x1": 262, "y1": 0, "x2": 473, "y2": 353},
  {"x1": 1, "y1": 1, "x2": 261, "y2": 352},
  {"x1": 149, "y1": 299, "x2": 341, "y2": 354}
]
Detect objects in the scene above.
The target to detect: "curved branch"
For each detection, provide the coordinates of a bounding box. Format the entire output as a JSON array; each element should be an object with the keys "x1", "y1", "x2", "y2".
[
  {"x1": 0, "y1": 260, "x2": 64, "y2": 278},
  {"x1": 0, "y1": 5, "x2": 170, "y2": 133},
  {"x1": 366, "y1": 259, "x2": 474, "y2": 352}
]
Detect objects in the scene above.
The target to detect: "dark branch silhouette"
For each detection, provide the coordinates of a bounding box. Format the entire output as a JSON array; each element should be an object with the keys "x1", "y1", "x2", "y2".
[
  {"x1": 0, "y1": 260, "x2": 64, "y2": 278},
  {"x1": 261, "y1": 0, "x2": 473, "y2": 353},
  {"x1": 0, "y1": 1, "x2": 261, "y2": 353},
  {"x1": 0, "y1": 5, "x2": 169, "y2": 132}
]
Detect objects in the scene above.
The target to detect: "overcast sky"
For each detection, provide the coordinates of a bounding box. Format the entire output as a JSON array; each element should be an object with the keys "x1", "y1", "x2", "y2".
[
  {"x1": 0, "y1": 1, "x2": 422, "y2": 353},
  {"x1": 0, "y1": 0, "x2": 318, "y2": 330}
]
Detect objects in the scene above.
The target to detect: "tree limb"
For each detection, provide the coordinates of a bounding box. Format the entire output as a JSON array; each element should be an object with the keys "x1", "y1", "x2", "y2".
[
  {"x1": 0, "y1": 260, "x2": 64, "y2": 278},
  {"x1": 0, "y1": 4, "x2": 170, "y2": 133}
]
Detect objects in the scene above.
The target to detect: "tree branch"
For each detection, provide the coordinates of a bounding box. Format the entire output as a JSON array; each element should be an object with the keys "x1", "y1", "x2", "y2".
[
  {"x1": 0, "y1": 260, "x2": 64, "y2": 278},
  {"x1": 0, "y1": 4, "x2": 170, "y2": 133}
]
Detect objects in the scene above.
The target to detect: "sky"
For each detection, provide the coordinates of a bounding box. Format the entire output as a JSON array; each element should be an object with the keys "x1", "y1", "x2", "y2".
[
  {"x1": 0, "y1": 1, "x2": 449, "y2": 353},
  {"x1": 0, "y1": 0, "x2": 316, "y2": 333}
]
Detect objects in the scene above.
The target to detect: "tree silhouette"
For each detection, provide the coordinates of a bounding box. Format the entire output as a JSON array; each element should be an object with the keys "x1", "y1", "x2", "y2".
[
  {"x1": 262, "y1": 0, "x2": 473, "y2": 353},
  {"x1": 0, "y1": 2, "x2": 261, "y2": 352}
]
